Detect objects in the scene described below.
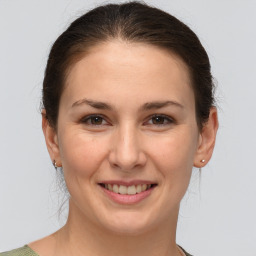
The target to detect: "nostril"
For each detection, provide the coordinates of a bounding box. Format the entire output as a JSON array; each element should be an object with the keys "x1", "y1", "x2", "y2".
[{"x1": 108, "y1": 145, "x2": 147, "y2": 171}]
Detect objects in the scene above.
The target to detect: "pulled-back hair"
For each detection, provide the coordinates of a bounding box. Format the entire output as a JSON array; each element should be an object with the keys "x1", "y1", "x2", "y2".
[{"x1": 42, "y1": 1, "x2": 215, "y2": 130}]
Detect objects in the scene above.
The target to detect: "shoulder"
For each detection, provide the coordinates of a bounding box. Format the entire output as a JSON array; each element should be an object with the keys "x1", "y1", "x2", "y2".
[
  {"x1": 184, "y1": 251, "x2": 193, "y2": 256},
  {"x1": 0, "y1": 246, "x2": 39, "y2": 256},
  {"x1": 179, "y1": 245, "x2": 193, "y2": 256}
]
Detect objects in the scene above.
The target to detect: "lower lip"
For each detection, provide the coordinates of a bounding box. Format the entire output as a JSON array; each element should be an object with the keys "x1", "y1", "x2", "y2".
[{"x1": 100, "y1": 185, "x2": 155, "y2": 205}]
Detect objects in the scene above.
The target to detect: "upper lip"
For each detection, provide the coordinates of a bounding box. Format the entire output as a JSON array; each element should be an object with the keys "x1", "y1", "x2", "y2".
[{"x1": 99, "y1": 180, "x2": 157, "y2": 186}]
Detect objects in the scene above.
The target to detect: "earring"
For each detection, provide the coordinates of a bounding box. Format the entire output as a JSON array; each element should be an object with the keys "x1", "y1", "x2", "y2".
[
  {"x1": 52, "y1": 160, "x2": 58, "y2": 170},
  {"x1": 200, "y1": 159, "x2": 205, "y2": 163}
]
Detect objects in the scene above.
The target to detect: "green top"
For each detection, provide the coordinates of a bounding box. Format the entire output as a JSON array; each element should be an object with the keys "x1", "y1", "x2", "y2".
[
  {"x1": 0, "y1": 245, "x2": 192, "y2": 256},
  {"x1": 0, "y1": 246, "x2": 38, "y2": 256}
]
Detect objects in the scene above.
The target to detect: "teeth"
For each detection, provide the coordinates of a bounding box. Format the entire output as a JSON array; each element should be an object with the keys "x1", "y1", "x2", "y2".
[
  {"x1": 103, "y1": 183, "x2": 154, "y2": 194},
  {"x1": 113, "y1": 184, "x2": 119, "y2": 193},
  {"x1": 119, "y1": 185, "x2": 127, "y2": 194},
  {"x1": 142, "y1": 184, "x2": 147, "y2": 191},
  {"x1": 127, "y1": 185, "x2": 136, "y2": 195},
  {"x1": 107, "y1": 184, "x2": 113, "y2": 191},
  {"x1": 136, "y1": 184, "x2": 142, "y2": 193}
]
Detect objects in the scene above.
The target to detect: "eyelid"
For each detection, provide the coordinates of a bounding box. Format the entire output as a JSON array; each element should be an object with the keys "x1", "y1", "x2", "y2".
[
  {"x1": 144, "y1": 114, "x2": 175, "y2": 126},
  {"x1": 80, "y1": 114, "x2": 110, "y2": 126},
  {"x1": 79, "y1": 113, "x2": 175, "y2": 127}
]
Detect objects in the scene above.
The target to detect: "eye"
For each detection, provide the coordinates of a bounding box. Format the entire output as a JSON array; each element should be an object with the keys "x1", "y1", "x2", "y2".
[
  {"x1": 145, "y1": 114, "x2": 174, "y2": 126},
  {"x1": 81, "y1": 115, "x2": 108, "y2": 126}
]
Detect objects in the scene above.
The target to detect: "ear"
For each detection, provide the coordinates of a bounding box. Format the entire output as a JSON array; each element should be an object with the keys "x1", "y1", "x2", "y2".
[
  {"x1": 42, "y1": 109, "x2": 62, "y2": 167},
  {"x1": 194, "y1": 107, "x2": 218, "y2": 168}
]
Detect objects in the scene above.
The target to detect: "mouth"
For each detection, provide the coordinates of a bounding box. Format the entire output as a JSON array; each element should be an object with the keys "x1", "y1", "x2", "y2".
[{"x1": 99, "y1": 183, "x2": 157, "y2": 195}]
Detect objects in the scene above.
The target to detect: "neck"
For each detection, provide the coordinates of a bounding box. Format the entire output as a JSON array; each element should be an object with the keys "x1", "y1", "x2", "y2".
[{"x1": 55, "y1": 200, "x2": 181, "y2": 256}]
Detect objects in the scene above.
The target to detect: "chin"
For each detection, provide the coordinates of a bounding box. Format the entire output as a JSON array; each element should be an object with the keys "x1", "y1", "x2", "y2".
[
  {"x1": 104, "y1": 222, "x2": 150, "y2": 236},
  {"x1": 97, "y1": 211, "x2": 157, "y2": 236}
]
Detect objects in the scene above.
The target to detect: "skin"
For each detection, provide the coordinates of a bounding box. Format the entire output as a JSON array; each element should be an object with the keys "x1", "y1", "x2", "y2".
[{"x1": 30, "y1": 40, "x2": 218, "y2": 256}]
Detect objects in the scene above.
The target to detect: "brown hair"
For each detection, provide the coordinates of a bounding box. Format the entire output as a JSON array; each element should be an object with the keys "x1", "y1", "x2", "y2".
[{"x1": 42, "y1": 1, "x2": 215, "y2": 130}]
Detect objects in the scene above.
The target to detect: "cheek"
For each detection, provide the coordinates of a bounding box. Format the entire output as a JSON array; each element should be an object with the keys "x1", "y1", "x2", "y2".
[
  {"x1": 146, "y1": 128, "x2": 198, "y2": 180},
  {"x1": 58, "y1": 130, "x2": 109, "y2": 179}
]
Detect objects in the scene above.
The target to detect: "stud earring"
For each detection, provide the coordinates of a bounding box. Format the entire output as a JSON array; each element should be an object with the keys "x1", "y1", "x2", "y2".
[
  {"x1": 200, "y1": 159, "x2": 205, "y2": 163},
  {"x1": 52, "y1": 160, "x2": 59, "y2": 170}
]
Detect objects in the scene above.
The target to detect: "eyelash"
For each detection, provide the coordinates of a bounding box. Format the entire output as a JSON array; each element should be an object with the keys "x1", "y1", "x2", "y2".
[
  {"x1": 80, "y1": 114, "x2": 174, "y2": 127},
  {"x1": 80, "y1": 114, "x2": 109, "y2": 126},
  {"x1": 145, "y1": 114, "x2": 174, "y2": 126}
]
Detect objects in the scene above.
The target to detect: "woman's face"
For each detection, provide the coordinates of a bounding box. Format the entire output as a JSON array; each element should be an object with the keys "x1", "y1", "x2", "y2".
[{"x1": 49, "y1": 41, "x2": 203, "y2": 234}]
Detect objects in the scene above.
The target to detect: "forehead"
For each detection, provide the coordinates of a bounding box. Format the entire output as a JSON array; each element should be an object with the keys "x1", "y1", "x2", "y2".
[{"x1": 63, "y1": 40, "x2": 194, "y2": 109}]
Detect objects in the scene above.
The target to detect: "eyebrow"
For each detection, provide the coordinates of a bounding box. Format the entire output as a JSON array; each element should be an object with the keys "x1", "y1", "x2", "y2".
[
  {"x1": 72, "y1": 99, "x2": 113, "y2": 110},
  {"x1": 71, "y1": 98, "x2": 184, "y2": 110},
  {"x1": 140, "y1": 100, "x2": 184, "y2": 111}
]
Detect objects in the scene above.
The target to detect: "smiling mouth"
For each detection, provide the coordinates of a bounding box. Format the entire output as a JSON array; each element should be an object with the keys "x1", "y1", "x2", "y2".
[{"x1": 99, "y1": 183, "x2": 157, "y2": 195}]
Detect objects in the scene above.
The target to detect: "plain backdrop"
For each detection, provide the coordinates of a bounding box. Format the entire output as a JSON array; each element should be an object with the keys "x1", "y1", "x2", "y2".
[{"x1": 0, "y1": 1, "x2": 256, "y2": 255}]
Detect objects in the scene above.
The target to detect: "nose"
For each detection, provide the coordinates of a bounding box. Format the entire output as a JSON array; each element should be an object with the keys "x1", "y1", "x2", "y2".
[{"x1": 108, "y1": 124, "x2": 147, "y2": 171}]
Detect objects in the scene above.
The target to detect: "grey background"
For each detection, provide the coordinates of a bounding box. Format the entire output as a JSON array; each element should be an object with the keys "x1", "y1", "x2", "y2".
[{"x1": 0, "y1": 1, "x2": 255, "y2": 255}]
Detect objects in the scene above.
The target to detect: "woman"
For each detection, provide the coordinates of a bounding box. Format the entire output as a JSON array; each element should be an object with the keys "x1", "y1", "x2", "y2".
[{"x1": 1, "y1": 2, "x2": 218, "y2": 256}]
